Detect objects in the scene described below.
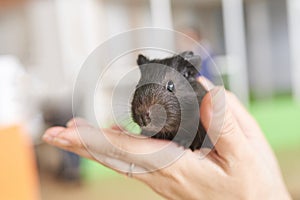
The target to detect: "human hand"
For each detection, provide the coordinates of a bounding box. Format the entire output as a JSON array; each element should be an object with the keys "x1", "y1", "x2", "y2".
[{"x1": 43, "y1": 79, "x2": 291, "y2": 200}]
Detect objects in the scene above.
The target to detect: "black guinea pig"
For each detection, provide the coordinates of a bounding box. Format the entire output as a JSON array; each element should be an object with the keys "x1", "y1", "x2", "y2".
[{"x1": 131, "y1": 51, "x2": 212, "y2": 150}]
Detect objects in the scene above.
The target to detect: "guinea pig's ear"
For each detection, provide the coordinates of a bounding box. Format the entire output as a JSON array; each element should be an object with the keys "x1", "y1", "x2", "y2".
[
  {"x1": 137, "y1": 54, "x2": 149, "y2": 66},
  {"x1": 179, "y1": 51, "x2": 194, "y2": 59},
  {"x1": 186, "y1": 55, "x2": 202, "y2": 69},
  {"x1": 184, "y1": 55, "x2": 202, "y2": 77}
]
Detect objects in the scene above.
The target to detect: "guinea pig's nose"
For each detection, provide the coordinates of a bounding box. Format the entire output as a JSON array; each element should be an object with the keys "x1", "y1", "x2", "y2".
[
  {"x1": 146, "y1": 111, "x2": 150, "y2": 117},
  {"x1": 141, "y1": 111, "x2": 151, "y2": 126},
  {"x1": 148, "y1": 104, "x2": 167, "y2": 128}
]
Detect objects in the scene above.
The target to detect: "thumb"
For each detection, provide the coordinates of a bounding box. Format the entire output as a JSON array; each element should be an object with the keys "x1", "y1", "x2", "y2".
[{"x1": 200, "y1": 87, "x2": 247, "y2": 160}]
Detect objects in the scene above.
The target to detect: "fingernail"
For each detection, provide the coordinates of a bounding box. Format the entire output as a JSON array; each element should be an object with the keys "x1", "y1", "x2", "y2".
[
  {"x1": 53, "y1": 137, "x2": 72, "y2": 146},
  {"x1": 206, "y1": 87, "x2": 226, "y2": 140},
  {"x1": 210, "y1": 87, "x2": 226, "y2": 112},
  {"x1": 66, "y1": 119, "x2": 74, "y2": 127},
  {"x1": 42, "y1": 134, "x2": 53, "y2": 142},
  {"x1": 45, "y1": 127, "x2": 65, "y2": 137}
]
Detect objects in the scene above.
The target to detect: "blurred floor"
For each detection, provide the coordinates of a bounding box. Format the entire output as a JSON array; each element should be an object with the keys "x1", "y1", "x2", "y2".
[
  {"x1": 36, "y1": 144, "x2": 164, "y2": 200},
  {"x1": 275, "y1": 147, "x2": 300, "y2": 200},
  {"x1": 39, "y1": 172, "x2": 164, "y2": 200}
]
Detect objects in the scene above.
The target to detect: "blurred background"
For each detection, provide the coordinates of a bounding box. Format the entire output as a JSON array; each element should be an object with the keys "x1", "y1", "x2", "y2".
[{"x1": 0, "y1": 0, "x2": 299, "y2": 199}]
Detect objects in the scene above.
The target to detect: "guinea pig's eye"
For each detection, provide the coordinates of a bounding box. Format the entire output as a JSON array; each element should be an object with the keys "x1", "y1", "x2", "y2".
[
  {"x1": 183, "y1": 72, "x2": 190, "y2": 78},
  {"x1": 166, "y1": 80, "x2": 175, "y2": 92},
  {"x1": 183, "y1": 71, "x2": 189, "y2": 78}
]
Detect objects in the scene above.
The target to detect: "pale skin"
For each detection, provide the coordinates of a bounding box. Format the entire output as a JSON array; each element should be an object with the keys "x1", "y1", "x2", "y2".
[{"x1": 43, "y1": 78, "x2": 291, "y2": 200}]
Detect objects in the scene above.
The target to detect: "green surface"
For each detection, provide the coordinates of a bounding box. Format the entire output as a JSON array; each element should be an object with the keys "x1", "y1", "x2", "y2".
[
  {"x1": 81, "y1": 158, "x2": 118, "y2": 180},
  {"x1": 250, "y1": 96, "x2": 300, "y2": 149}
]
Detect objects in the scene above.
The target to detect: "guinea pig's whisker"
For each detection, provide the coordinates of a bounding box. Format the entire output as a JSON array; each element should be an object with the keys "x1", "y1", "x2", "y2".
[
  {"x1": 113, "y1": 103, "x2": 132, "y2": 107},
  {"x1": 114, "y1": 111, "x2": 131, "y2": 116},
  {"x1": 118, "y1": 117, "x2": 132, "y2": 124},
  {"x1": 178, "y1": 126, "x2": 198, "y2": 136},
  {"x1": 113, "y1": 112, "x2": 131, "y2": 119},
  {"x1": 123, "y1": 120, "x2": 134, "y2": 126},
  {"x1": 179, "y1": 107, "x2": 198, "y2": 111},
  {"x1": 129, "y1": 123, "x2": 137, "y2": 130},
  {"x1": 118, "y1": 118, "x2": 137, "y2": 127},
  {"x1": 154, "y1": 115, "x2": 167, "y2": 120}
]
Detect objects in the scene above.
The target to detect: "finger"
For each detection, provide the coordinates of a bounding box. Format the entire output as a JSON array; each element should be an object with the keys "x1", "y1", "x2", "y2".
[
  {"x1": 198, "y1": 76, "x2": 215, "y2": 91},
  {"x1": 226, "y1": 92, "x2": 264, "y2": 138},
  {"x1": 43, "y1": 126, "x2": 146, "y2": 174},
  {"x1": 225, "y1": 92, "x2": 279, "y2": 168},
  {"x1": 200, "y1": 87, "x2": 248, "y2": 161},
  {"x1": 43, "y1": 126, "x2": 94, "y2": 160},
  {"x1": 44, "y1": 124, "x2": 185, "y2": 172},
  {"x1": 66, "y1": 117, "x2": 91, "y2": 128},
  {"x1": 43, "y1": 126, "x2": 148, "y2": 174}
]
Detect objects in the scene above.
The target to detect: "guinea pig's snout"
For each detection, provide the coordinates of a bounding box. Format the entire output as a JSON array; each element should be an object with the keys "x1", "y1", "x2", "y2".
[
  {"x1": 136, "y1": 104, "x2": 167, "y2": 129},
  {"x1": 139, "y1": 111, "x2": 151, "y2": 127},
  {"x1": 148, "y1": 104, "x2": 167, "y2": 128}
]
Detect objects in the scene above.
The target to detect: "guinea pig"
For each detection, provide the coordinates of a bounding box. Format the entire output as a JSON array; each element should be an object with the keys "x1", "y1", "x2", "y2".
[{"x1": 131, "y1": 51, "x2": 211, "y2": 150}]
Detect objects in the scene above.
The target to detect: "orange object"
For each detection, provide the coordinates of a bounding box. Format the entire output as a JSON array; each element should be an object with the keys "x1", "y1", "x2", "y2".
[
  {"x1": 0, "y1": 126, "x2": 40, "y2": 200},
  {"x1": 0, "y1": 0, "x2": 27, "y2": 8}
]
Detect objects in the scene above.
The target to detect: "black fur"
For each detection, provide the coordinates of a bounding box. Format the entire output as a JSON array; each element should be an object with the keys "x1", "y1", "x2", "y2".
[{"x1": 131, "y1": 51, "x2": 211, "y2": 150}]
